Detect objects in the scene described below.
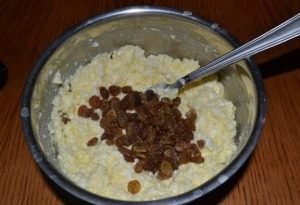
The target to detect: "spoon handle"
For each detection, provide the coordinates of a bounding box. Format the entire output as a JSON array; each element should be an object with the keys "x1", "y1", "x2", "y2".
[{"x1": 174, "y1": 13, "x2": 300, "y2": 88}]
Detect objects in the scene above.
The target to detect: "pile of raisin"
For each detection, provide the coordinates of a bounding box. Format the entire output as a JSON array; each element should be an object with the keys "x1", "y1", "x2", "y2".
[{"x1": 77, "y1": 85, "x2": 205, "y2": 181}]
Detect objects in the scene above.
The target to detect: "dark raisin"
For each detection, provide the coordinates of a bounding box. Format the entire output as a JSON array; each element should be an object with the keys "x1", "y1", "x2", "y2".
[
  {"x1": 61, "y1": 113, "x2": 71, "y2": 124},
  {"x1": 108, "y1": 85, "x2": 121, "y2": 96},
  {"x1": 99, "y1": 86, "x2": 109, "y2": 99},
  {"x1": 99, "y1": 100, "x2": 110, "y2": 111},
  {"x1": 172, "y1": 97, "x2": 181, "y2": 107},
  {"x1": 132, "y1": 91, "x2": 142, "y2": 107},
  {"x1": 100, "y1": 132, "x2": 111, "y2": 140},
  {"x1": 88, "y1": 95, "x2": 102, "y2": 109},
  {"x1": 91, "y1": 112, "x2": 100, "y2": 121},
  {"x1": 116, "y1": 111, "x2": 128, "y2": 128},
  {"x1": 183, "y1": 130, "x2": 194, "y2": 142},
  {"x1": 120, "y1": 95, "x2": 130, "y2": 110},
  {"x1": 105, "y1": 109, "x2": 117, "y2": 122},
  {"x1": 62, "y1": 117, "x2": 71, "y2": 124},
  {"x1": 145, "y1": 90, "x2": 158, "y2": 101},
  {"x1": 109, "y1": 97, "x2": 121, "y2": 111},
  {"x1": 127, "y1": 113, "x2": 138, "y2": 122},
  {"x1": 172, "y1": 109, "x2": 182, "y2": 120},
  {"x1": 121, "y1": 86, "x2": 133, "y2": 94},
  {"x1": 197, "y1": 139, "x2": 205, "y2": 149},
  {"x1": 137, "y1": 111, "x2": 148, "y2": 123}
]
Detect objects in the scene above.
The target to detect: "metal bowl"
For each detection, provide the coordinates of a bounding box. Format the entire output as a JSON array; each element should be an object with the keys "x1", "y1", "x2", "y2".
[{"x1": 21, "y1": 6, "x2": 266, "y2": 204}]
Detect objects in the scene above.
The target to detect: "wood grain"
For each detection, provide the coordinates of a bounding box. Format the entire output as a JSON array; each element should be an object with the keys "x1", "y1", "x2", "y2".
[{"x1": 0, "y1": 0, "x2": 300, "y2": 204}]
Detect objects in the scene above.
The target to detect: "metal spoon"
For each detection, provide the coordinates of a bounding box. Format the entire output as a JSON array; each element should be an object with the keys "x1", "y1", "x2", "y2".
[{"x1": 150, "y1": 13, "x2": 300, "y2": 96}]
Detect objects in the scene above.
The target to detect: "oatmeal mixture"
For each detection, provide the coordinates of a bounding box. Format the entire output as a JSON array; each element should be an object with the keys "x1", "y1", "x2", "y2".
[{"x1": 50, "y1": 45, "x2": 237, "y2": 200}]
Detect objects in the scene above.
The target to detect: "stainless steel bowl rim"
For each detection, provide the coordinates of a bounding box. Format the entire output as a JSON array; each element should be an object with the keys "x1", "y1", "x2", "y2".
[{"x1": 21, "y1": 5, "x2": 266, "y2": 205}]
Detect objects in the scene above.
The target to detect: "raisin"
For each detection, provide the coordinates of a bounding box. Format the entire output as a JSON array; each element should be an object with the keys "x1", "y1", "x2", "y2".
[
  {"x1": 108, "y1": 85, "x2": 121, "y2": 96},
  {"x1": 99, "y1": 100, "x2": 110, "y2": 111},
  {"x1": 88, "y1": 95, "x2": 102, "y2": 109},
  {"x1": 175, "y1": 142, "x2": 185, "y2": 152},
  {"x1": 134, "y1": 160, "x2": 146, "y2": 173},
  {"x1": 159, "y1": 160, "x2": 173, "y2": 179},
  {"x1": 87, "y1": 137, "x2": 98, "y2": 146},
  {"x1": 109, "y1": 96, "x2": 120, "y2": 103},
  {"x1": 145, "y1": 89, "x2": 158, "y2": 101},
  {"x1": 78, "y1": 105, "x2": 92, "y2": 118},
  {"x1": 116, "y1": 111, "x2": 128, "y2": 128},
  {"x1": 110, "y1": 127, "x2": 123, "y2": 137},
  {"x1": 118, "y1": 145, "x2": 132, "y2": 155},
  {"x1": 115, "y1": 135, "x2": 130, "y2": 147},
  {"x1": 118, "y1": 146, "x2": 135, "y2": 162},
  {"x1": 197, "y1": 139, "x2": 205, "y2": 149},
  {"x1": 190, "y1": 156, "x2": 204, "y2": 163},
  {"x1": 175, "y1": 120, "x2": 187, "y2": 134},
  {"x1": 100, "y1": 118, "x2": 108, "y2": 128},
  {"x1": 99, "y1": 86, "x2": 109, "y2": 99},
  {"x1": 124, "y1": 154, "x2": 135, "y2": 162},
  {"x1": 120, "y1": 95, "x2": 130, "y2": 110},
  {"x1": 172, "y1": 109, "x2": 182, "y2": 120},
  {"x1": 131, "y1": 91, "x2": 141, "y2": 107},
  {"x1": 105, "y1": 139, "x2": 114, "y2": 146},
  {"x1": 91, "y1": 112, "x2": 100, "y2": 121},
  {"x1": 62, "y1": 117, "x2": 71, "y2": 124},
  {"x1": 105, "y1": 109, "x2": 117, "y2": 122},
  {"x1": 183, "y1": 130, "x2": 194, "y2": 142},
  {"x1": 164, "y1": 149, "x2": 177, "y2": 159},
  {"x1": 172, "y1": 97, "x2": 181, "y2": 107},
  {"x1": 126, "y1": 121, "x2": 139, "y2": 137},
  {"x1": 137, "y1": 111, "x2": 148, "y2": 123},
  {"x1": 139, "y1": 92, "x2": 147, "y2": 103},
  {"x1": 127, "y1": 113, "x2": 138, "y2": 122},
  {"x1": 186, "y1": 109, "x2": 197, "y2": 121},
  {"x1": 128, "y1": 180, "x2": 141, "y2": 194},
  {"x1": 145, "y1": 126, "x2": 156, "y2": 143},
  {"x1": 121, "y1": 86, "x2": 133, "y2": 94},
  {"x1": 178, "y1": 151, "x2": 189, "y2": 165},
  {"x1": 61, "y1": 113, "x2": 71, "y2": 124},
  {"x1": 100, "y1": 132, "x2": 111, "y2": 140}
]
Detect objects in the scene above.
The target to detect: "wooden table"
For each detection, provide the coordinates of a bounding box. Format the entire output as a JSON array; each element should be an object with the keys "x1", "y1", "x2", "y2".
[{"x1": 1, "y1": 0, "x2": 300, "y2": 204}]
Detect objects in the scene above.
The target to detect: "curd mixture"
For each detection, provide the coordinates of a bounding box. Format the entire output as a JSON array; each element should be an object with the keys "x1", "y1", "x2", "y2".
[{"x1": 50, "y1": 45, "x2": 237, "y2": 200}]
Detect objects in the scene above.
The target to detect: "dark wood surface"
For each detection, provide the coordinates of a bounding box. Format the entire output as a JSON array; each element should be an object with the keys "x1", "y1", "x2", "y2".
[{"x1": 1, "y1": 0, "x2": 300, "y2": 204}]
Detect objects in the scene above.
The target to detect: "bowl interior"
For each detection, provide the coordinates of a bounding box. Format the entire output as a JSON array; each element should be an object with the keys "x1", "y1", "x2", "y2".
[{"x1": 28, "y1": 9, "x2": 259, "y2": 203}]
